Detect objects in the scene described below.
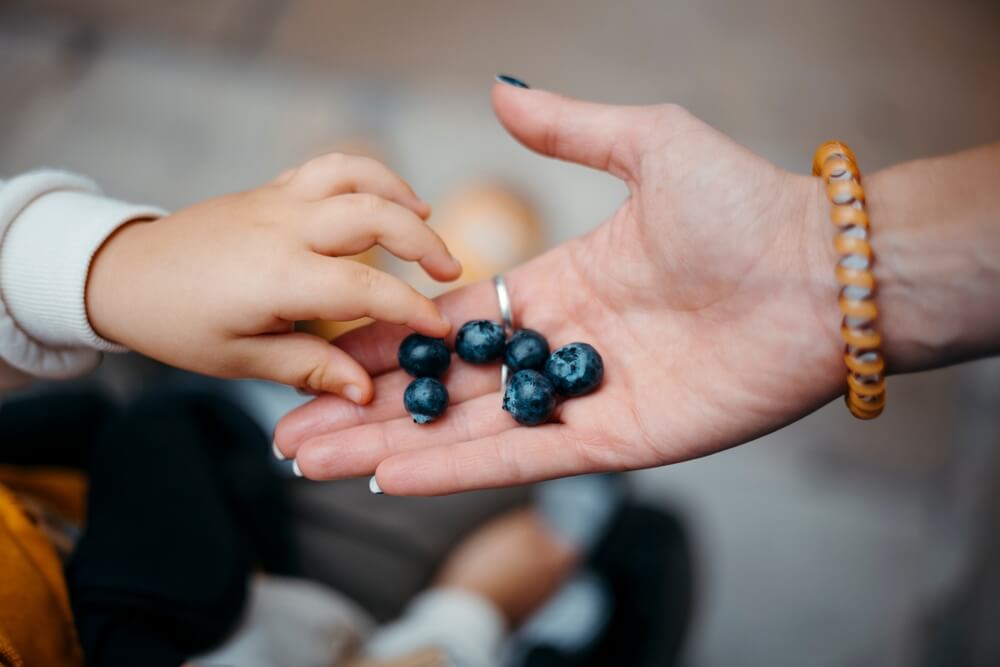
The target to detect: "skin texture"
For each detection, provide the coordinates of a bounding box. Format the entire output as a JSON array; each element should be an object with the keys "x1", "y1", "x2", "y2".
[
  {"x1": 275, "y1": 84, "x2": 1000, "y2": 495},
  {"x1": 86, "y1": 153, "x2": 461, "y2": 403}
]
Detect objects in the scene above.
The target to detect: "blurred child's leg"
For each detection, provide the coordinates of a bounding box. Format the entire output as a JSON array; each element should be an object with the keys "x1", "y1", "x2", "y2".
[
  {"x1": 67, "y1": 392, "x2": 292, "y2": 667},
  {"x1": 357, "y1": 508, "x2": 578, "y2": 667}
]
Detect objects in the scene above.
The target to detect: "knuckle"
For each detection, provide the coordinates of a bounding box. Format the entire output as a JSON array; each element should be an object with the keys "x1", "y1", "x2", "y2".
[
  {"x1": 355, "y1": 264, "x2": 383, "y2": 294},
  {"x1": 317, "y1": 151, "x2": 349, "y2": 169},
  {"x1": 271, "y1": 258, "x2": 297, "y2": 293},
  {"x1": 304, "y1": 361, "x2": 332, "y2": 392},
  {"x1": 354, "y1": 192, "x2": 384, "y2": 217},
  {"x1": 352, "y1": 154, "x2": 380, "y2": 171},
  {"x1": 299, "y1": 152, "x2": 347, "y2": 180},
  {"x1": 651, "y1": 103, "x2": 697, "y2": 136}
]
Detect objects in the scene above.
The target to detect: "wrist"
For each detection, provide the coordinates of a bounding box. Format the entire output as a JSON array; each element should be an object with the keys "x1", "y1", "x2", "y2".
[
  {"x1": 797, "y1": 173, "x2": 848, "y2": 393},
  {"x1": 85, "y1": 219, "x2": 154, "y2": 346},
  {"x1": 867, "y1": 148, "x2": 1000, "y2": 373}
]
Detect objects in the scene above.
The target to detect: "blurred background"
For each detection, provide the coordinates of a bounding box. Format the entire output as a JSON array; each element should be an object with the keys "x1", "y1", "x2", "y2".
[{"x1": 2, "y1": 1, "x2": 1000, "y2": 665}]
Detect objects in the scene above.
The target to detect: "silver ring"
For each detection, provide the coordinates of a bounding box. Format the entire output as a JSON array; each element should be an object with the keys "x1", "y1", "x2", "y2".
[
  {"x1": 494, "y1": 275, "x2": 514, "y2": 387},
  {"x1": 494, "y1": 274, "x2": 514, "y2": 334}
]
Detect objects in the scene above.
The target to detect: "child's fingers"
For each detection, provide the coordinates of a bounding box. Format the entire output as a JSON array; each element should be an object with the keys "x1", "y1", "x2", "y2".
[
  {"x1": 277, "y1": 257, "x2": 451, "y2": 337},
  {"x1": 332, "y1": 280, "x2": 501, "y2": 374},
  {"x1": 293, "y1": 393, "x2": 515, "y2": 480},
  {"x1": 286, "y1": 153, "x2": 431, "y2": 219},
  {"x1": 235, "y1": 332, "x2": 375, "y2": 404},
  {"x1": 274, "y1": 363, "x2": 501, "y2": 457},
  {"x1": 307, "y1": 194, "x2": 461, "y2": 281},
  {"x1": 282, "y1": 256, "x2": 543, "y2": 373}
]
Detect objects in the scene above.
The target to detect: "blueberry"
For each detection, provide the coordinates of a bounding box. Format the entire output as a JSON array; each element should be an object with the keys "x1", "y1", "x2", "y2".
[
  {"x1": 455, "y1": 320, "x2": 506, "y2": 364},
  {"x1": 404, "y1": 377, "x2": 449, "y2": 424},
  {"x1": 503, "y1": 369, "x2": 557, "y2": 426},
  {"x1": 543, "y1": 342, "x2": 604, "y2": 397},
  {"x1": 504, "y1": 329, "x2": 550, "y2": 372},
  {"x1": 398, "y1": 334, "x2": 450, "y2": 378}
]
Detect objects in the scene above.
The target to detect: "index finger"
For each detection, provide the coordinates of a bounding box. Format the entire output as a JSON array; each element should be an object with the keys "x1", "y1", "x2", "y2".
[
  {"x1": 371, "y1": 426, "x2": 588, "y2": 496},
  {"x1": 276, "y1": 257, "x2": 450, "y2": 337},
  {"x1": 273, "y1": 362, "x2": 501, "y2": 458},
  {"x1": 335, "y1": 279, "x2": 500, "y2": 375}
]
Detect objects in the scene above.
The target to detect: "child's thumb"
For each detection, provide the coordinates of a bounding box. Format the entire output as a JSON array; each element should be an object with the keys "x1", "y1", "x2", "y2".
[{"x1": 238, "y1": 332, "x2": 374, "y2": 404}]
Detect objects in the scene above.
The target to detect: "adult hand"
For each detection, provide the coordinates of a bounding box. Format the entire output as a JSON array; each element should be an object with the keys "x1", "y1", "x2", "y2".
[{"x1": 274, "y1": 81, "x2": 845, "y2": 494}]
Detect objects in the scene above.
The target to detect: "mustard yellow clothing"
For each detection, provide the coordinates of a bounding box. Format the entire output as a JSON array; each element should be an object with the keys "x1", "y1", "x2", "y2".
[{"x1": 0, "y1": 467, "x2": 86, "y2": 667}]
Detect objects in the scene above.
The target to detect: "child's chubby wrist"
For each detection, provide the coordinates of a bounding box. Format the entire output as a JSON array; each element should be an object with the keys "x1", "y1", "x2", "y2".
[{"x1": 86, "y1": 217, "x2": 156, "y2": 345}]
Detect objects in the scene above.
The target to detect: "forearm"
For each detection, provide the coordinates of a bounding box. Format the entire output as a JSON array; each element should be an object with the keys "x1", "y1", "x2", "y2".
[{"x1": 867, "y1": 143, "x2": 1000, "y2": 373}]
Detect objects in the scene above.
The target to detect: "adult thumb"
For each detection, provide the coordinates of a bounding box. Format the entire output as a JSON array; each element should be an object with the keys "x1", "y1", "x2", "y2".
[{"x1": 491, "y1": 78, "x2": 646, "y2": 180}]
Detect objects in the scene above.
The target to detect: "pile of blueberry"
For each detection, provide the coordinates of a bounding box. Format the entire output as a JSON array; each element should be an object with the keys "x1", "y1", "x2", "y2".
[{"x1": 398, "y1": 320, "x2": 604, "y2": 427}]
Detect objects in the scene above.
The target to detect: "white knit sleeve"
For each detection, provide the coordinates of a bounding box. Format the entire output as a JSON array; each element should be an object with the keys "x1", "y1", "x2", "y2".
[{"x1": 0, "y1": 170, "x2": 166, "y2": 385}]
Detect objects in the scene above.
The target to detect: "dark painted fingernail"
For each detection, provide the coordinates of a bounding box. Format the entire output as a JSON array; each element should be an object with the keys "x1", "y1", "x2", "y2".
[{"x1": 495, "y1": 74, "x2": 530, "y2": 89}]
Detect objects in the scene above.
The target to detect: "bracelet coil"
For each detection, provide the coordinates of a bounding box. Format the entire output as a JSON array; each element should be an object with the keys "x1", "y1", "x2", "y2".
[{"x1": 812, "y1": 141, "x2": 886, "y2": 419}]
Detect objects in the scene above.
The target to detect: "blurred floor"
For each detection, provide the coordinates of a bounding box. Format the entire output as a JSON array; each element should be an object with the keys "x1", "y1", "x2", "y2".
[{"x1": 2, "y1": 2, "x2": 999, "y2": 666}]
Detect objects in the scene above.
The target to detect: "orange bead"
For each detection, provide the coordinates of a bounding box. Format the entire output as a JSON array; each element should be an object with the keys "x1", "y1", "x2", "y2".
[
  {"x1": 844, "y1": 351, "x2": 885, "y2": 377},
  {"x1": 848, "y1": 372, "x2": 885, "y2": 398},
  {"x1": 834, "y1": 234, "x2": 872, "y2": 260},
  {"x1": 812, "y1": 141, "x2": 859, "y2": 177},
  {"x1": 830, "y1": 205, "x2": 869, "y2": 229},
  {"x1": 846, "y1": 391, "x2": 885, "y2": 419},
  {"x1": 836, "y1": 265, "x2": 875, "y2": 290},
  {"x1": 821, "y1": 157, "x2": 860, "y2": 183},
  {"x1": 841, "y1": 323, "x2": 881, "y2": 349},
  {"x1": 827, "y1": 179, "x2": 866, "y2": 205},
  {"x1": 848, "y1": 385, "x2": 885, "y2": 408},
  {"x1": 839, "y1": 295, "x2": 878, "y2": 321}
]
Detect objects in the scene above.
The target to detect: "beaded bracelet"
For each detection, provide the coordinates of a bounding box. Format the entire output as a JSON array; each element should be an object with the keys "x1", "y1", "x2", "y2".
[{"x1": 812, "y1": 141, "x2": 886, "y2": 419}]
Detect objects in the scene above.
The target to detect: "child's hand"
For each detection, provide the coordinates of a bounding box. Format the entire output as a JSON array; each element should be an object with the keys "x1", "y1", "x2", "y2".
[{"x1": 86, "y1": 153, "x2": 460, "y2": 403}]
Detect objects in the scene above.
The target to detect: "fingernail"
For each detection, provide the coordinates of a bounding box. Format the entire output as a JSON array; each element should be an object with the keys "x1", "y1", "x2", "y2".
[
  {"x1": 344, "y1": 384, "x2": 363, "y2": 404},
  {"x1": 292, "y1": 460, "x2": 303, "y2": 477},
  {"x1": 369, "y1": 476, "x2": 383, "y2": 495},
  {"x1": 272, "y1": 441, "x2": 286, "y2": 461},
  {"x1": 450, "y1": 255, "x2": 463, "y2": 273},
  {"x1": 495, "y1": 74, "x2": 530, "y2": 89}
]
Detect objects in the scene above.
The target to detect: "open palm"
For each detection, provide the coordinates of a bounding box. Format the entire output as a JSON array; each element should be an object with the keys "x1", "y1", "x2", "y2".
[{"x1": 274, "y1": 85, "x2": 844, "y2": 495}]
